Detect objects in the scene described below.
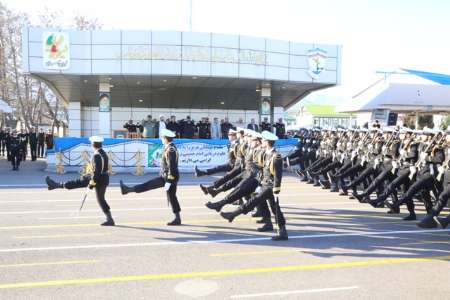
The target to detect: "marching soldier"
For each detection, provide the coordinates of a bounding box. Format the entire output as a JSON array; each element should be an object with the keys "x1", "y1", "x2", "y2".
[
  {"x1": 220, "y1": 131, "x2": 288, "y2": 241},
  {"x1": 120, "y1": 129, "x2": 182, "y2": 225},
  {"x1": 195, "y1": 129, "x2": 238, "y2": 177},
  {"x1": 45, "y1": 136, "x2": 115, "y2": 226}
]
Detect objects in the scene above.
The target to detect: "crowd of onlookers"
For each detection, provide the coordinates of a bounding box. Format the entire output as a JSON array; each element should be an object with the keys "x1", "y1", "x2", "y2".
[
  {"x1": 0, "y1": 127, "x2": 54, "y2": 163},
  {"x1": 124, "y1": 115, "x2": 287, "y2": 139}
]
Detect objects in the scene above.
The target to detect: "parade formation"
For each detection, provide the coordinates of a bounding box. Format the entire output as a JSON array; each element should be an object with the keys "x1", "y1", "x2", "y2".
[
  {"x1": 284, "y1": 126, "x2": 450, "y2": 231},
  {"x1": 43, "y1": 125, "x2": 450, "y2": 241}
]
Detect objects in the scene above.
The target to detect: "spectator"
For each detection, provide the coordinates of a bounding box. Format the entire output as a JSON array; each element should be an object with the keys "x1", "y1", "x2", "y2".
[
  {"x1": 123, "y1": 120, "x2": 137, "y2": 134},
  {"x1": 37, "y1": 128, "x2": 45, "y2": 158},
  {"x1": 28, "y1": 127, "x2": 38, "y2": 161},
  {"x1": 211, "y1": 117, "x2": 221, "y2": 139},
  {"x1": 372, "y1": 120, "x2": 381, "y2": 128},
  {"x1": 166, "y1": 116, "x2": 180, "y2": 137},
  {"x1": 247, "y1": 118, "x2": 259, "y2": 132},
  {"x1": 45, "y1": 129, "x2": 54, "y2": 156},
  {"x1": 220, "y1": 117, "x2": 233, "y2": 139},
  {"x1": 157, "y1": 115, "x2": 166, "y2": 138},
  {"x1": 260, "y1": 117, "x2": 272, "y2": 132},
  {"x1": 141, "y1": 115, "x2": 157, "y2": 138},
  {"x1": 197, "y1": 117, "x2": 210, "y2": 139},
  {"x1": 235, "y1": 117, "x2": 245, "y2": 129},
  {"x1": 274, "y1": 118, "x2": 286, "y2": 139},
  {"x1": 136, "y1": 122, "x2": 143, "y2": 135},
  {"x1": 180, "y1": 116, "x2": 196, "y2": 138}
]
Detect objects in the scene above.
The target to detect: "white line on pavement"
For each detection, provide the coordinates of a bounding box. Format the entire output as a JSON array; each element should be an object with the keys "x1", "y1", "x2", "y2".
[
  {"x1": 0, "y1": 229, "x2": 448, "y2": 254},
  {"x1": 230, "y1": 286, "x2": 359, "y2": 298},
  {"x1": 0, "y1": 202, "x2": 356, "y2": 215}
]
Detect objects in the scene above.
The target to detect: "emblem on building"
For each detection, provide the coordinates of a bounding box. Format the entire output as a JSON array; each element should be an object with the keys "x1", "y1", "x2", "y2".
[
  {"x1": 306, "y1": 48, "x2": 327, "y2": 79},
  {"x1": 42, "y1": 32, "x2": 70, "y2": 70}
]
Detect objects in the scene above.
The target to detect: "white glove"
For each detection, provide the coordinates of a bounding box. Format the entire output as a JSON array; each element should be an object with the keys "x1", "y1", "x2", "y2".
[
  {"x1": 438, "y1": 166, "x2": 444, "y2": 174},
  {"x1": 400, "y1": 149, "x2": 406, "y2": 156},
  {"x1": 164, "y1": 182, "x2": 171, "y2": 191},
  {"x1": 255, "y1": 186, "x2": 262, "y2": 194},
  {"x1": 382, "y1": 145, "x2": 387, "y2": 152},
  {"x1": 392, "y1": 161, "x2": 398, "y2": 169},
  {"x1": 410, "y1": 166, "x2": 417, "y2": 174},
  {"x1": 358, "y1": 141, "x2": 363, "y2": 146},
  {"x1": 368, "y1": 144, "x2": 373, "y2": 150},
  {"x1": 420, "y1": 152, "x2": 428, "y2": 160}
]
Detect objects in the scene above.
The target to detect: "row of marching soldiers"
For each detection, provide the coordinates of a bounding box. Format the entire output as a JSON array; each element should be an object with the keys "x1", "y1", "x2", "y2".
[
  {"x1": 195, "y1": 128, "x2": 288, "y2": 241},
  {"x1": 284, "y1": 126, "x2": 450, "y2": 231},
  {"x1": 44, "y1": 127, "x2": 287, "y2": 240}
]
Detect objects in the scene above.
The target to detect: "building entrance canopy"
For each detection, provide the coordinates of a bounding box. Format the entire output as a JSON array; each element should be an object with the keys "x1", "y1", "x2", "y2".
[{"x1": 23, "y1": 28, "x2": 341, "y2": 110}]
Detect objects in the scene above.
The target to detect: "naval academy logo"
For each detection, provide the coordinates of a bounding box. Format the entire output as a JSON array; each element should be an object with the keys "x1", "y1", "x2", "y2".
[{"x1": 306, "y1": 48, "x2": 327, "y2": 79}]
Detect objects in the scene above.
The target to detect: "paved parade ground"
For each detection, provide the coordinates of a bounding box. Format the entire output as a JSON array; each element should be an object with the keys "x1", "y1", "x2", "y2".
[{"x1": 0, "y1": 161, "x2": 449, "y2": 299}]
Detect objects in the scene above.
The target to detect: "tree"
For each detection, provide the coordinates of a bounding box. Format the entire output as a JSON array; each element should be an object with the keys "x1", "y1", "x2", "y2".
[{"x1": 0, "y1": 2, "x2": 102, "y2": 133}]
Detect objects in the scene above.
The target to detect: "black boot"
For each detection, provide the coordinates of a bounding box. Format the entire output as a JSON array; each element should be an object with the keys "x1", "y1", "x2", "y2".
[
  {"x1": 120, "y1": 180, "x2": 134, "y2": 195},
  {"x1": 46, "y1": 176, "x2": 63, "y2": 190},
  {"x1": 200, "y1": 184, "x2": 211, "y2": 195},
  {"x1": 417, "y1": 214, "x2": 438, "y2": 229},
  {"x1": 208, "y1": 186, "x2": 220, "y2": 198},
  {"x1": 435, "y1": 216, "x2": 450, "y2": 229},
  {"x1": 257, "y1": 222, "x2": 274, "y2": 232},
  {"x1": 256, "y1": 218, "x2": 270, "y2": 224},
  {"x1": 167, "y1": 212, "x2": 181, "y2": 226},
  {"x1": 403, "y1": 212, "x2": 416, "y2": 221},
  {"x1": 194, "y1": 166, "x2": 207, "y2": 177},
  {"x1": 272, "y1": 225, "x2": 288, "y2": 241},
  {"x1": 319, "y1": 179, "x2": 330, "y2": 189},
  {"x1": 387, "y1": 206, "x2": 400, "y2": 214},
  {"x1": 205, "y1": 200, "x2": 227, "y2": 212},
  {"x1": 220, "y1": 208, "x2": 242, "y2": 223},
  {"x1": 101, "y1": 212, "x2": 115, "y2": 226},
  {"x1": 352, "y1": 191, "x2": 366, "y2": 203},
  {"x1": 251, "y1": 210, "x2": 262, "y2": 218}
]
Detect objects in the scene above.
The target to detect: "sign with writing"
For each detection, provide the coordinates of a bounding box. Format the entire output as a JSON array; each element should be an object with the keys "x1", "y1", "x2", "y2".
[
  {"x1": 50, "y1": 138, "x2": 297, "y2": 171},
  {"x1": 43, "y1": 32, "x2": 70, "y2": 70}
]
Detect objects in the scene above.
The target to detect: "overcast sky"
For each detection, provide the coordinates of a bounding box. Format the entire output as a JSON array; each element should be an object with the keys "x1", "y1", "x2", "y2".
[{"x1": 4, "y1": 0, "x2": 450, "y2": 104}]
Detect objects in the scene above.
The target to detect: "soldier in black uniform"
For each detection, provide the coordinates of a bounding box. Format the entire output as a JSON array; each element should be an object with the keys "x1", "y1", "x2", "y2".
[
  {"x1": 195, "y1": 129, "x2": 238, "y2": 177},
  {"x1": 274, "y1": 118, "x2": 286, "y2": 139},
  {"x1": 18, "y1": 129, "x2": 28, "y2": 161},
  {"x1": 37, "y1": 128, "x2": 46, "y2": 158},
  {"x1": 199, "y1": 127, "x2": 247, "y2": 197},
  {"x1": 220, "y1": 130, "x2": 288, "y2": 241},
  {"x1": 45, "y1": 136, "x2": 115, "y2": 226},
  {"x1": 0, "y1": 128, "x2": 5, "y2": 157},
  {"x1": 203, "y1": 130, "x2": 263, "y2": 216},
  {"x1": 166, "y1": 116, "x2": 180, "y2": 137},
  {"x1": 9, "y1": 131, "x2": 22, "y2": 171},
  {"x1": 180, "y1": 116, "x2": 196, "y2": 138},
  {"x1": 197, "y1": 118, "x2": 211, "y2": 139},
  {"x1": 371, "y1": 130, "x2": 420, "y2": 219},
  {"x1": 386, "y1": 130, "x2": 445, "y2": 220},
  {"x1": 418, "y1": 132, "x2": 450, "y2": 229},
  {"x1": 5, "y1": 128, "x2": 11, "y2": 161},
  {"x1": 120, "y1": 129, "x2": 182, "y2": 225},
  {"x1": 28, "y1": 127, "x2": 38, "y2": 161},
  {"x1": 260, "y1": 117, "x2": 272, "y2": 132}
]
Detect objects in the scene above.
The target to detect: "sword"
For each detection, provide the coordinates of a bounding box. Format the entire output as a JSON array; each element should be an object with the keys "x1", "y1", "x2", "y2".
[{"x1": 79, "y1": 187, "x2": 90, "y2": 212}]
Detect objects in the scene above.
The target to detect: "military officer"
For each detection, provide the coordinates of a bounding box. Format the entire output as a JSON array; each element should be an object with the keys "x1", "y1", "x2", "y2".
[
  {"x1": 120, "y1": 128, "x2": 182, "y2": 225},
  {"x1": 45, "y1": 136, "x2": 115, "y2": 226},
  {"x1": 220, "y1": 131, "x2": 288, "y2": 241}
]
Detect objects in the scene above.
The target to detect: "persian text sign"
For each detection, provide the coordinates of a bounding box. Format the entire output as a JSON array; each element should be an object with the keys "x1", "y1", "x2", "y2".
[{"x1": 42, "y1": 32, "x2": 70, "y2": 70}]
